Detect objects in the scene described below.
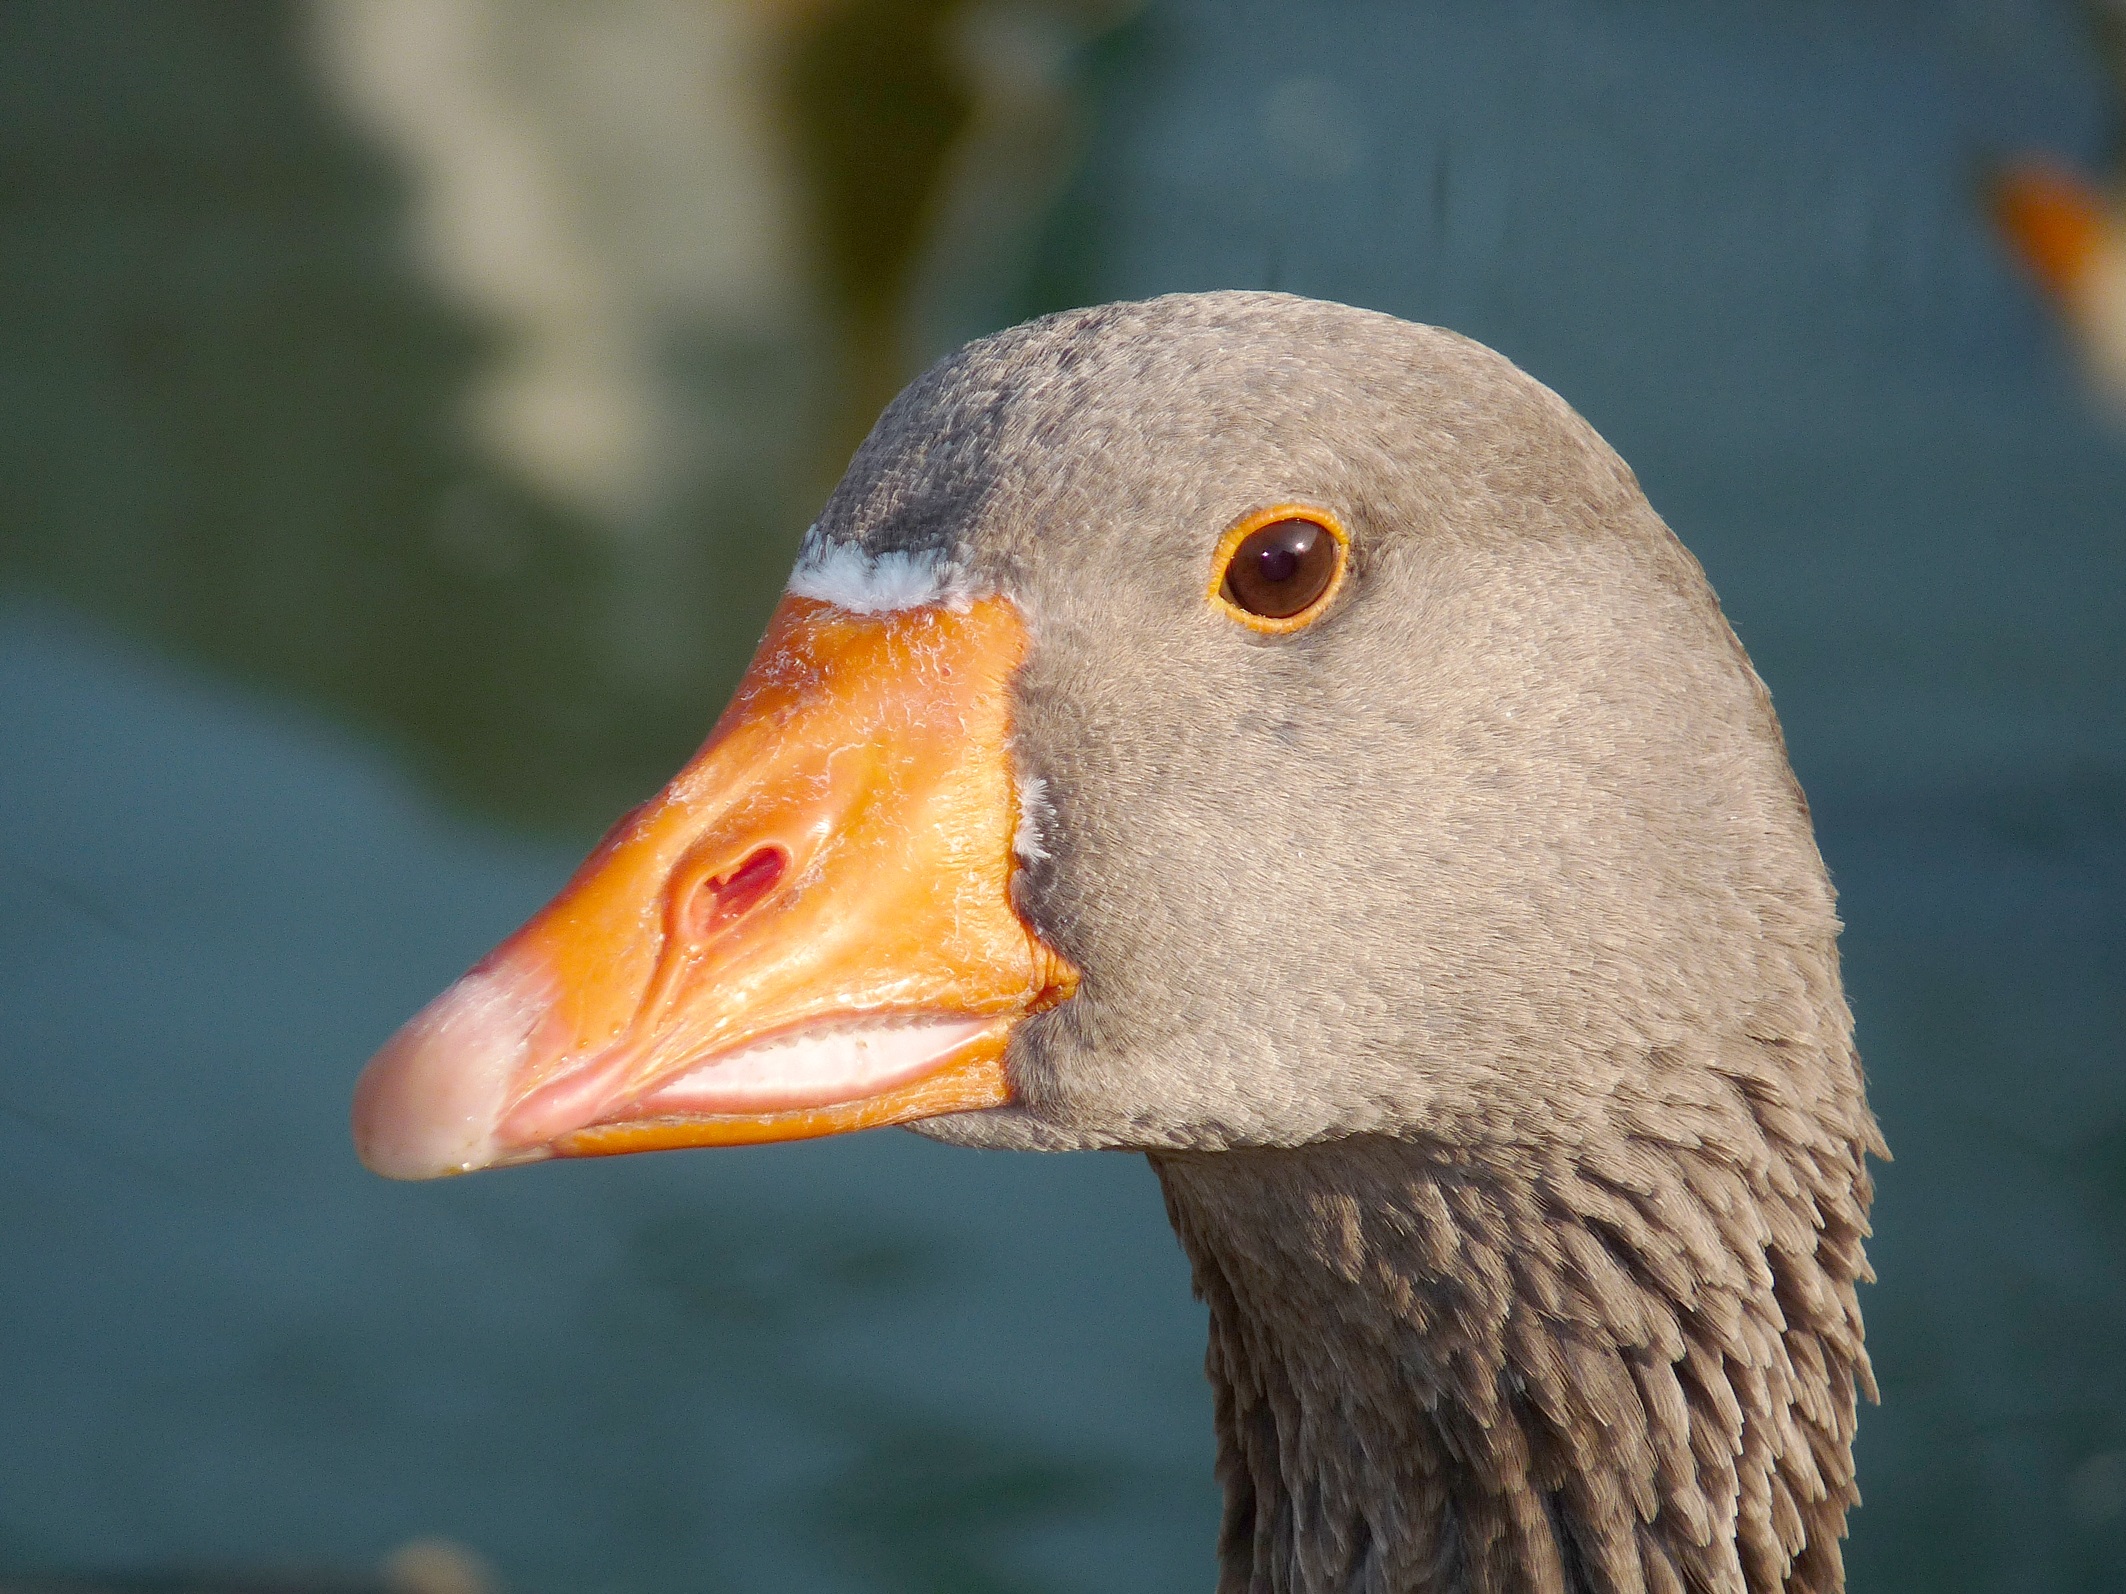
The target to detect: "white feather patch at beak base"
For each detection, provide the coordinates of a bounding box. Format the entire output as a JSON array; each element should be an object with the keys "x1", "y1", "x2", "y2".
[
  {"x1": 1013, "y1": 773, "x2": 1052, "y2": 864},
  {"x1": 786, "y1": 525, "x2": 975, "y2": 614}
]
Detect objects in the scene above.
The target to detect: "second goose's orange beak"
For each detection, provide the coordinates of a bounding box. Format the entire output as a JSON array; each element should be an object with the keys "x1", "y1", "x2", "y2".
[
  {"x1": 1990, "y1": 160, "x2": 2108, "y2": 307},
  {"x1": 352, "y1": 594, "x2": 1076, "y2": 1180}
]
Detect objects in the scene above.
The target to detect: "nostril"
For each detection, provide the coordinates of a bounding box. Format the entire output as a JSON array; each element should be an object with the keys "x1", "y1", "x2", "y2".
[{"x1": 683, "y1": 846, "x2": 789, "y2": 942}]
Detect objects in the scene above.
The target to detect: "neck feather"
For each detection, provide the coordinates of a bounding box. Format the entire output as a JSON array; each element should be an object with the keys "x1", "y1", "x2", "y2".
[{"x1": 1151, "y1": 1057, "x2": 1878, "y2": 1594}]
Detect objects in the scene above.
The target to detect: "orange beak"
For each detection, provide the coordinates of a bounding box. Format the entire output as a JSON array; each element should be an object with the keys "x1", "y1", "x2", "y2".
[
  {"x1": 1990, "y1": 159, "x2": 2109, "y2": 308},
  {"x1": 352, "y1": 594, "x2": 1077, "y2": 1179}
]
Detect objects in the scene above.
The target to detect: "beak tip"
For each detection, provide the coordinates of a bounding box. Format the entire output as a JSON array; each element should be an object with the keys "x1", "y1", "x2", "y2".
[
  {"x1": 351, "y1": 1054, "x2": 498, "y2": 1181},
  {"x1": 351, "y1": 961, "x2": 551, "y2": 1181}
]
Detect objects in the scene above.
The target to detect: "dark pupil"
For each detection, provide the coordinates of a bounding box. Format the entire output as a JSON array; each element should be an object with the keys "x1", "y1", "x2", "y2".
[
  {"x1": 1224, "y1": 519, "x2": 1335, "y2": 619},
  {"x1": 1257, "y1": 545, "x2": 1300, "y2": 584}
]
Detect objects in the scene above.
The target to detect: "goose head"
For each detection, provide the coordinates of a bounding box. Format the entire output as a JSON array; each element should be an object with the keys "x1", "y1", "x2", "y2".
[{"x1": 354, "y1": 292, "x2": 1880, "y2": 1594}]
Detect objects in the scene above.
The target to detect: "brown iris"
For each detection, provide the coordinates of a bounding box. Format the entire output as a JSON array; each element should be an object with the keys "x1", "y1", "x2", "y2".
[{"x1": 1212, "y1": 510, "x2": 1347, "y2": 630}]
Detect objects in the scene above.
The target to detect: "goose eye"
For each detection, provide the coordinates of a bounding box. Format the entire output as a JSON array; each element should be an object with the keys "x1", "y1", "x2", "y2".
[{"x1": 1212, "y1": 511, "x2": 1347, "y2": 630}]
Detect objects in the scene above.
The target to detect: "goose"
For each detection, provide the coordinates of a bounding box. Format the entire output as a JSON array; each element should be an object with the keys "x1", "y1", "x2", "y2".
[
  {"x1": 1990, "y1": 158, "x2": 2126, "y2": 405},
  {"x1": 352, "y1": 291, "x2": 1882, "y2": 1594},
  {"x1": 1988, "y1": 4, "x2": 2126, "y2": 408}
]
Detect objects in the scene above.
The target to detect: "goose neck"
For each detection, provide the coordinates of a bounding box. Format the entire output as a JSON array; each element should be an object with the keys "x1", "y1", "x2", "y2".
[{"x1": 1151, "y1": 1121, "x2": 1870, "y2": 1594}]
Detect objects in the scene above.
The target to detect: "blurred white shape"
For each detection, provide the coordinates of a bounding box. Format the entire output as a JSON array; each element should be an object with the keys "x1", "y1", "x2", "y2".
[
  {"x1": 311, "y1": 0, "x2": 810, "y2": 526},
  {"x1": 2076, "y1": 230, "x2": 2126, "y2": 400},
  {"x1": 905, "y1": 0, "x2": 1141, "y2": 361}
]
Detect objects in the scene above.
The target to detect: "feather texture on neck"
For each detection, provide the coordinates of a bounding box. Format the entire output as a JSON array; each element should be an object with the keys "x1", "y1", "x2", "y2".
[{"x1": 1152, "y1": 1031, "x2": 1880, "y2": 1594}]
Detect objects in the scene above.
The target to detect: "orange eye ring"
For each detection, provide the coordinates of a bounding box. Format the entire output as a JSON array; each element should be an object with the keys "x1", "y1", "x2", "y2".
[{"x1": 1207, "y1": 504, "x2": 1351, "y2": 634}]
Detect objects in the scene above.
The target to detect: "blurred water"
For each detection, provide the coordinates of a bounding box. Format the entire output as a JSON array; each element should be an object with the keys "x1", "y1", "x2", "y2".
[
  {"x1": 0, "y1": 609, "x2": 1212, "y2": 1594},
  {"x1": 3, "y1": 2, "x2": 2124, "y2": 1592}
]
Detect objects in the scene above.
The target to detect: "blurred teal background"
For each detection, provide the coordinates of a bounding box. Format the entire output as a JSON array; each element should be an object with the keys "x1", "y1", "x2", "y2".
[{"x1": 2, "y1": 3, "x2": 2123, "y2": 1591}]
